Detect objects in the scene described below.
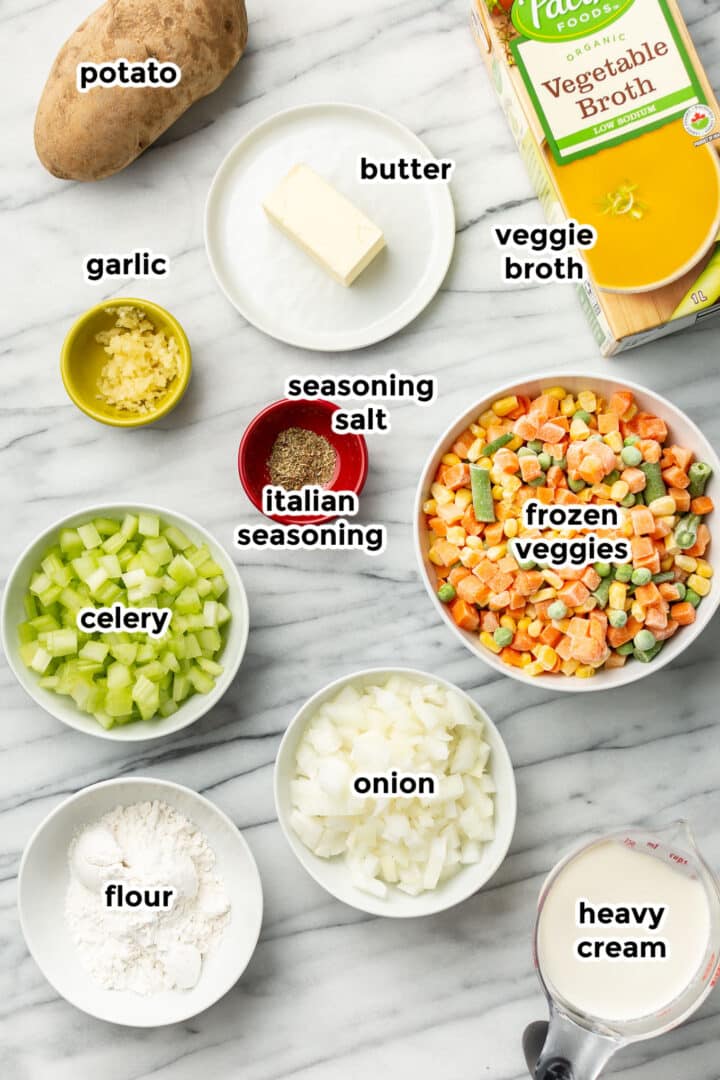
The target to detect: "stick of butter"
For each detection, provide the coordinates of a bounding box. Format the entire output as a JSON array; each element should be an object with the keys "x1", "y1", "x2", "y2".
[{"x1": 262, "y1": 164, "x2": 386, "y2": 287}]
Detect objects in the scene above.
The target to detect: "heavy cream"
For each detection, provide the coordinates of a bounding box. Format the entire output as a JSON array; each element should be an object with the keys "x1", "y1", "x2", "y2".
[{"x1": 537, "y1": 839, "x2": 711, "y2": 1023}]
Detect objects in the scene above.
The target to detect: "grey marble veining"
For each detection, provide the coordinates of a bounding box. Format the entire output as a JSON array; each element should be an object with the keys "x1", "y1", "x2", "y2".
[{"x1": 2, "y1": 0, "x2": 720, "y2": 1077}]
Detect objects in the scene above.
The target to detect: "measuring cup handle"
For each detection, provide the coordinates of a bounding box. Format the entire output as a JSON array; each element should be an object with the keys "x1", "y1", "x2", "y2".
[
  {"x1": 525, "y1": 1012, "x2": 619, "y2": 1080},
  {"x1": 534, "y1": 1054, "x2": 575, "y2": 1079}
]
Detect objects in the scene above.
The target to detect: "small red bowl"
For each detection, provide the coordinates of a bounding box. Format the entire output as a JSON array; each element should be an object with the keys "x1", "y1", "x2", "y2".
[{"x1": 238, "y1": 399, "x2": 369, "y2": 524}]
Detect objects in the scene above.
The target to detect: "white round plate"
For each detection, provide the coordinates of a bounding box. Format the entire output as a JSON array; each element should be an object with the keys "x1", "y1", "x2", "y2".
[
  {"x1": 274, "y1": 668, "x2": 516, "y2": 918},
  {"x1": 18, "y1": 777, "x2": 263, "y2": 1027},
  {"x1": 205, "y1": 103, "x2": 456, "y2": 351}
]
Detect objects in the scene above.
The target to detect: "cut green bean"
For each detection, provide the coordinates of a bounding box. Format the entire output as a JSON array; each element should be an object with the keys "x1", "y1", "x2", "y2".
[
  {"x1": 470, "y1": 464, "x2": 496, "y2": 522},
  {"x1": 688, "y1": 462, "x2": 713, "y2": 498},
  {"x1": 640, "y1": 461, "x2": 666, "y2": 504},
  {"x1": 480, "y1": 433, "x2": 513, "y2": 458},
  {"x1": 674, "y1": 514, "x2": 700, "y2": 551}
]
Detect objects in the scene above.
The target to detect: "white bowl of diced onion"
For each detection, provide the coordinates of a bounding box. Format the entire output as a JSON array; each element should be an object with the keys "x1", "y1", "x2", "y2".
[
  {"x1": 1, "y1": 504, "x2": 249, "y2": 741},
  {"x1": 274, "y1": 668, "x2": 516, "y2": 917}
]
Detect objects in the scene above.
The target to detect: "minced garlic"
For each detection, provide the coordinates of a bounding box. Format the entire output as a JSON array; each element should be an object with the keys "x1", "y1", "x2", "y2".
[{"x1": 96, "y1": 306, "x2": 180, "y2": 413}]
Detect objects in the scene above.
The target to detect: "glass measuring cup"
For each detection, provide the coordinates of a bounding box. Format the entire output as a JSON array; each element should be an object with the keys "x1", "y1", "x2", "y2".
[{"x1": 525, "y1": 821, "x2": 720, "y2": 1080}]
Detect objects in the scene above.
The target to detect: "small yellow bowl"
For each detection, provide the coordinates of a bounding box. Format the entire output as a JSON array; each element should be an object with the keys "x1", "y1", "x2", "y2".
[{"x1": 60, "y1": 298, "x2": 192, "y2": 428}]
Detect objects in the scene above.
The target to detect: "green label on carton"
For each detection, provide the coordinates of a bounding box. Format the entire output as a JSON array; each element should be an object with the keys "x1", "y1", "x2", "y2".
[
  {"x1": 511, "y1": 0, "x2": 634, "y2": 42},
  {"x1": 510, "y1": 0, "x2": 707, "y2": 162}
]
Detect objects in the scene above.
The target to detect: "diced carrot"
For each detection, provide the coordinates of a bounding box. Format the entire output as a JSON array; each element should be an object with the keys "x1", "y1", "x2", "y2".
[
  {"x1": 556, "y1": 635, "x2": 574, "y2": 661},
  {"x1": 661, "y1": 465, "x2": 689, "y2": 489},
  {"x1": 558, "y1": 580, "x2": 591, "y2": 607},
  {"x1": 508, "y1": 591, "x2": 527, "y2": 611},
  {"x1": 609, "y1": 390, "x2": 633, "y2": 416},
  {"x1": 432, "y1": 539, "x2": 462, "y2": 566},
  {"x1": 691, "y1": 496, "x2": 714, "y2": 516},
  {"x1": 513, "y1": 415, "x2": 539, "y2": 441},
  {"x1": 436, "y1": 502, "x2": 464, "y2": 524},
  {"x1": 571, "y1": 636, "x2": 605, "y2": 664},
  {"x1": 537, "y1": 421, "x2": 566, "y2": 444},
  {"x1": 555, "y1": 488, "x2": 581, "y2": 504},
  {"x1": 630, "y1": 536, "x2": 654, "y2": 563},
  {"x1": 506, "y1": 395, "x2": 532, "y2": 421},
  {"x1": 635, "y1": 414, "x2": 668, "y2": 441},
  {"x1": 546, "y1": 465, "x2": 567, "y2": 489},
  {"x1": 494, "y1": 448, "x2": 520, "y2": 474},
  {"x1": 458, "y1": 576, "x2": 490, "y2": 605},
  {"x1": 484, "y1": 522, "x2": 505, "y2": 546},
  {"x1": 669, "y1": 487, "x2": 691, "y2": 512},
  {"x1": 581, "y1": 566, "x2": 601, "y2": 590},
  {"x1": 607, "y1": 620, "x2": 636, "y2": 647},
  {"x1": 501, "y1": 647, "x2": 525, "y2": 668},
  {"x1": 653, "y1": 621, "x2": 679, "y2": 641},
  {"x1": 512, "y1": 630, "x2": 535, "y2": 652},
  {"x1": 488, "y1": 590, "x2": 511, "y2": 611},
  {"x1": 651, "y1": 518, "x2": 673, "y2": 539},
  {"x1": 488, "y1": 571, "x2": 514, "y2": 594},
  {"x1": 481, "y1": 611, "x2": 500, "y2": 632},
  {"x1": 429, "y1": 517, "x2": 448, "y2": 537},
  {"x1": 520, "y1": 455, "x2": 542, "y2": 482},
  {"x1": 568, "y1": 617, "x2": 589, "y2": 638},
  {"x1": 461, "y1": 506, "x2": 484, "y2": 536},
  {"x1": 460, "y1": 548, "x2": 483, "y2": 569},
  {"x1": 452, "y1": 429, "x2": 476, "y2": 458},
  {"x1": 598, "y1": 412, "x2": 619, "y2": 433},
  {"x1": 659, "y1": 582, "x2": 682, "y2": 602},
  {"x1": 444, "y1": 463, "x2": 471, "y2": 490},
  {"x1": 638, "y1": 439, "x2": 661, "y2": 463},
  {"x1": 540, "y1": 625, "x2": 563, "y2": 647},
  {"x1": 499, "y1": 555, "x2": 518, "y2": 573},
  {"x1": 515, "y1": 570, "x2": 545, "y2": 595},
  {"x1": 451, "y1": 599, "x2": 480, "y2": 631},
  {"x1": 644, "y1": 605, "x2": 668, "y2": 631},
  {"x1": 622, "y1": 467, "x2": 647, "y2": 493},
  {"x1": 448, "y1": 566, "x2": 471, "y2": 587},
  {"x1": 475, "y1": 560, "x2": 498, "y2": 584},
  {"x1": 578, "y1": 455, "x2": 605, "y2": 485},
  {"x1": 630, "y1": 506, "x2": 655, "y2": 536},
  {"x1": 529, "y1": 394, "x2": 559, "y2": 421},
  {"x1": 685, "y1": 523, "x2": 710, "y2": 557}
]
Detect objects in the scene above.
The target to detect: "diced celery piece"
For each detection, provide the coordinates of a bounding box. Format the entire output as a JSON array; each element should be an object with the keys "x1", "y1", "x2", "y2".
[
  {"x1": 216, "y1": 603, "x2": 231, "y2": 625},
  {"x1": 99, "y1": 554, "x2": 123, "y2": 579},
  {"x1": 143, "y1": 536, "x2": 173, "y2": 566},
  {"x1": 198, "y1": 628, "x2": 222, "y2": 655},
  {"x1": 102, "y1": 531, "x2": 127, "y2": 555},
  {"x1": 71, "y1": 680, "x2": 101, "y2": 713},
  {"x1": 182, "y1": 633, "x2": 202, "y2": 659},
  {"x1": 59, "y1": 529, "x2": 84, "y2": 556},
  {"x1": 121, "y1": 514, "x2": 138, "y2": 539},
  {"x1": 136, "y1": 643, "x2": 156, "y2": 663},
  {"x1": 18, "y1": 622, "x2": 37, "y2": 645},
  {"x1": 39, "y1": 675, "x2": 60, "y2": 689},
  {"x1": 189, "y1": 666, "x2": 215, "y2": 694},
  {"x1": 109, "y1": 642, "x2": 138, "y2": 665},
  {"x1": 132, "y1": 674, "x2": 159, "y2": 720},
  {"x1": 42, "y1": 553, "x2": 72, "y2": 587},
  {"x1": 107, "y1": 662, "x2": 132, "y2": 689},
  {"x1": 72, "y1": 555, "x2": 99, "y2": 582},
  {"x1": 94, "y1": 711, "x2": 115, "y2": 730},
  {"x1": 30, "y1": 646, "x2": 53, "y2": 673},
  {"x1": 167, "y1": 555, "x2": 197, "y2": 585},
  {"x1": 210, "y1": 577, "x2": 228, "y2": 599},
  {"x1": 198, "y1": 559, "x2": 224, "y2": 578},
  {"x1": 39, "y1": 585, "x2": 63, "y2": 607},
  {"x1": 45, "y1": 629, "x2": 78, "y2": 657},
  {"x1": 197, "y1": 657, "x2": 223, "y2": 677},
  {"x1": 95, "y1": 581, "x2": 123, "y2": 605},
  {"x1": 86, "y1": 567, "x2": 109, "y2": 594},
  {"x1": 79, "y1": 640, "x2": 109, "y2": 663},
  {"x1": 138, "y1": 513, "x2": 160, "y2": 538},
  {"x1": 24, "y1": 593, "x2": 38, "y2": 619},
  {"x1": 94, "y1": 517, "x2": 120, "y2": 537},
  {"x1": 172, "y1": 673, "x2": 191, "y2": 702},
  {"x1": 164, "y1": 525, "x2": 192, "y2": 551},
  {"x1": 30, "y1": 572, "x2": 52, "y2": 596},
  {"x1": 59, "y1": 587, "x2": 85, "y2": 612},
  {"x1": 105, "y1": 687, "x2": 134, "y2": 718},
  {"x1": 176, "y1": 587, "x2": 201, "y2": 614},
  {"x1": 160, "y1": 650, "x2": 180, "y2": 673},
  {"x1": 161, "y1": 574, "x2": 182, "y2": 596},
  {"x1": 30, "y1": 614, "x2": 60, "y2": 634},
  {"x1": 129, "y1": 551, "x2": 161, "y2": 576},
  {"x1": 136, "y1": 661, "x2": 164, "y2": 682},
  {"x1": 159, "y1": 699, "x2": 179, "y2": 718},
  {"x1": 203, "y1": 601, "x2": 218, "y2": 627},
  {"x1": 78, "y1": 522, "x2": 102, "y2": 550}
]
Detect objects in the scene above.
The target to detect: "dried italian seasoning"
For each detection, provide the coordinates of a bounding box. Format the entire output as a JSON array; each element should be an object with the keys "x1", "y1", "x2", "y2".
[{"x1": 268, "y1": 427, "x2": 337, "y2": 490}]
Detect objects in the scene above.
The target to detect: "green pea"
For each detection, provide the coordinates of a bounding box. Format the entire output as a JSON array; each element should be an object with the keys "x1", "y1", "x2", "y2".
[
  {"x1": 594, "y1": 562, "x2": 612, "y2": 578},
  {"x1": 624, "y1": 435, "x2": 640, "y2": 446},
  {"x1": 616, "y1": 640, "x2": 635, "y2": 655},
  {"x1": 685, "y1": 588, "x2": 702, "y2": 608},
  {"x1": 573, "y1": 409, "x2": 592, "y2": 424},
  {"x1": 517, "y1": 558, "x2": 536, "y2": 571},
  {"x1": 631, "y1": 568, "x2": 652, "y2": 586},
  {"x1": 568, "y1": 476, "x2": 586, "y2": 493},
  {"x1": 620, "y1": 493, "x2": 636, "y2": 508},
  {"x1": 606, "y1": 469, "x2": 620, "y2": 485},
  {"x1": 528, "y1": 474, "x2": 547, "y2": 487},
  {"x1": 537, "y1": 452, "x2": 552, "y2": 470},
  {"x1": 634, "y1": 629, "x2": 656, "y2": 651},
  {"x1": 552, "y1": 455, "x2": 567, "y2": 469},
  {"x1": 547, "y1": 600, "x2": 568, "y2": 620},
  {"x1": 437, "y1": 583, "x2": 456, "y2": 603},
  {"x1": 517, "y1": 447, "x2": 536, "y2": 458},
  {"x1": 608, "y1": 609, "x2": 628, "y2": 628},
  {"x1": 621, "y1": 445, "x2": 643, "y2": 467},
  {"x1": 615, "y1": 564, "x2": 633, "y2": 583},
  {"x1": 527, "y1": 440, "x2": 544, "y2": 453},
  {"x1": 493, "y1": 626, "x2": 513, "y2": 647}
]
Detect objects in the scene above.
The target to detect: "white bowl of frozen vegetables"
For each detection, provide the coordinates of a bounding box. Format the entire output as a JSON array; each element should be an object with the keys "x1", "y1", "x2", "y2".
[
  {"x1": 1, "y1": 504, "x2": 249, "y2": 740},
  {"x1": 274, "y1": 668, "x2": 516, "y2": 918}
]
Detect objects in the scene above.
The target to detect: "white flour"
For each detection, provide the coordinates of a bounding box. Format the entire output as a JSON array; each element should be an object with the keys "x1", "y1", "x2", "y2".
[{"x1": 65, "y1": 800, "x2": 231, "y2": 995}]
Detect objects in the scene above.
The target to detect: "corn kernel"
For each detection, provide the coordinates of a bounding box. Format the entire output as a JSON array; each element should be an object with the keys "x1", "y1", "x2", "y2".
[
  {"x1": 593, "y1": 484, "x2": 612, "y2": 499},
  {"x1": 519, "y1": 652, "x2": 533, "y2": 667},
  {"x1": 500, "y1": 615, "x2": 517, "y2": 631},
  {"x1": 561, "y1": 395, "x2": 576, "y2": 416},
  {"x1": 446, "y1": 526, "x2": 466, "y2": 546},
  {"x1": 660, "y1": 555, "x2": 674, "y2": 572},
  {"x1": 480, "y1": 410, "x2": 496, "y2": 428},
  {"x1": 648, "y1": 495, "x2": 676, "y2": 516},
  {"x1": 624, "y1": 403, "x2": 638, "y2": 421},
  {"x1": 428, "y1": 548, "x2": 444, "y2": 566},
  {"x1": 608, "y1": 582, "x2": 627, "y2": 609},
  {"x1": 470, "y1": 424, "x2": 485, "y2": 438},
  {"x1": 536, "y1": 645, "x2": 558, "y2": 671},
  {"x1": 507, "y1": 435, "x2": 523, "y2": 452},
  {"x1": 492, "y1": 484, "x2": 504, "y2": 499},
  {"x1": 675, "y1": 554, "x2": 697, "y2": 573},
  {"x1": 467, "y1": 438, "x2": 483, "y2": 462},
  {"x1": 486, "y1": 544, "x2": 507, "y2": 561},
  {"x1": 503, "y1": 475, "x2": 522, "y2": 494},
  {"x1": 456, "y1": 488, "x2": 472, "y2": 510},
  {"x1": 631, "y1": 601, "x2": 645, "y2": 622},
  {"x1": 570, "y1": 417, "x2": 590, "y2": 439},
  {"x1": 442, "y1": 452, "x2": 461, "y2": 466},
  {"x1": 423, "y1": 499, "x2": 437, "y2": 515},
  {"x1": 561, "y1": 658, "x2": 580, "y2": 675},
  {"x1": 524, "y1": 661, "x2": 544, "y2": 677},
  {"x1": 545, "y1": 386, "x2": 567, "y2": 400},
  {"x1": 518, "y1": 617, "x2": 532, "y2": 631},
  {"x1": 695, "y1": 559, "x2": 713, "y2": 579},
  {"x1": 604, "y1": 431, "x2": 623, "y2": 452},
  {"x1": 431, "y1": 483, "x2": 453, "y2": 506},
  {"x1": 610, "y1": 480, "x2": 629, "y2": 501},
  {"x1": 541, "y1": 569, "x2": 563, "y2": 589},
  {"x1": 474, "y1": 457, "x2": 492, "y2": 470},
  {"x1": 575, "y1": 665, "x2": 596, "y2": 678},
  {"x1": 493, "y1": 395, "x2": 519, "y2": 417},
  {"x1": 577, "y1": 390, "x2": 597, "y2": 413},
  {"x1": 687, "y1": 573, "x2": 710, "y2": 597},
  {"x1": 528, "y1": 619, "x2": 543, "y2": 638},
  {"x1": 503, "y1": 518, "x2": 518, "y2": 538},
  {"x1": 480, "y1": 631, "x2": 503, "y2": 655},
  {"x1": 466, "y1": 535, "x2": 484, "y2": 550}
]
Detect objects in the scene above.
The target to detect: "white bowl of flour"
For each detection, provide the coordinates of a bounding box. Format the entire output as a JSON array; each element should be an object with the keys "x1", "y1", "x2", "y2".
[{"x1": 18, "y1": 777, "x2": 263, "y2": 1026}]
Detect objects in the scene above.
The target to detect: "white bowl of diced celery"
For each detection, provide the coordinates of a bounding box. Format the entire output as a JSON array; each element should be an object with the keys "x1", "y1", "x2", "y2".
[{"x1": 1, "y1": 505, "x2": 249, "y2": 740}]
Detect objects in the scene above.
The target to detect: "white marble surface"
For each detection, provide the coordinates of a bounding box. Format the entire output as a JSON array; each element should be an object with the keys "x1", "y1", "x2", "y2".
[{"x1": 2, "y1": 0, "x2": 720, "y2": 1077}]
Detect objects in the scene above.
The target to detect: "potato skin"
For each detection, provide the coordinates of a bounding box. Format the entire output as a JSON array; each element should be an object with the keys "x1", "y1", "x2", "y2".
[{"x1": 35, "y1": 0, "x2": 248, "y2": 181}]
